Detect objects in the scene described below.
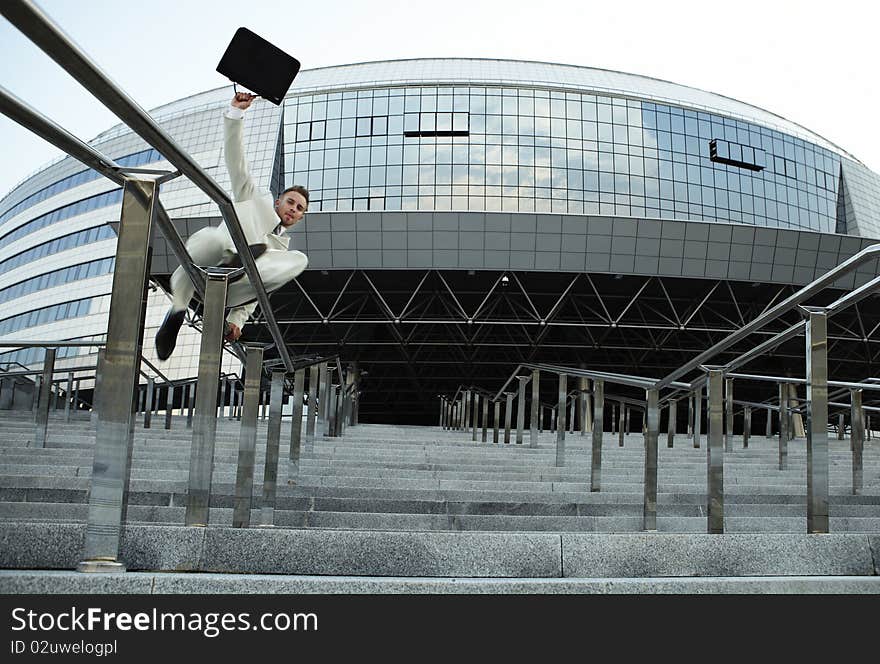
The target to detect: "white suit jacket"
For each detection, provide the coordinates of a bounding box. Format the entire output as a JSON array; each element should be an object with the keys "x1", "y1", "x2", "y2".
[{"x1": 222, "y1": 110, "x2": 291, "y2": 328}]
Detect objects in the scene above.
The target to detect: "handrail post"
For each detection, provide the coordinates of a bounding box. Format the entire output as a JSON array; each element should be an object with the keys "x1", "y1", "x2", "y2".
[
  {"x1": 186, "y1": 383, "x2": 195, "y2": 428},
  {"x1": 232, "y1": 344, "x2": 264, "y2": 528},
  {"x1": 260, "y1": 369, "x2": 286, "y2": 526},
  {"x1": 90, "y1": 349, "x2": 104, "y2": 428},
  {"x1": 725, "y1": 378, "x2": 734, "y2": 452},
  {"x1": 804, "y1": 308, "x2": 829, "y2": 533},
  {"x1": 743, "y1": 406, "x2": 751, "y2": 448},
  {"x1": 472, "y1": 392, "x2": 480, "y2": 442},
  {"x1": 504, "y1": 392, "x2": 513, "y2": 444},
  {"x1": 288, "y1": 367, "x2": 306, "y2": 484},
  {"x1": 591, "y1": 379, "x2": 604, "y2": 485},
  {"x1": 78, "y1": 177, "x2": 156, "y2": 572},
  {"x1": 851, "y1": 389, "x2": 863, "y2": 495},
  {"x1": 184, "y1": 268, "x2": 230, "y2": 527},
  {"x1": 578, "y1": 376, "x2": 588, "y2": 436},
  {"x1": 707, "y1": 367, "x2": 725, "y2": 534},
  {"x1": 687, "y1": 394, "x2": 694, "y2": 438},
  {"x1": 306, "y1": 364, "x2": 319, "y2": 448},
  {"x1": 778, "y1": 383, "x2": 789, "y2": 470},
  {"x1": 164, "y1": 384, "x2": 174, "y2": 430},
  {"x1": 556, "y1": 373, "x2": 567, "y2": 467},
  {"x1": 34, "y1": 347, "x2": 55, "y2": 448},
  {"x1": 143, "y1": 377, "x2": 154, "y2": 429},
  {"x1": 516, "y1": 377, "x2": 528, "y2": 444},
  {"x1": 643, "y1": 387, "x2": 659, "y2": 530},
  {"x1": 64, "y1": 372, "x2": 73, "y2": 422},
  {"x1": 667, "y1": 398, "x2": 677, "y2": 448},
  {"x1": 530, "y1": 369, "x2": 540, "y2": 448}
]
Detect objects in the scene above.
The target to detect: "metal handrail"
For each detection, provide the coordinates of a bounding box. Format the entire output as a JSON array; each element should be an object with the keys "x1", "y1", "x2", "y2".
[
  {"x1": 656, "y1": 243, "x2": 880, "y2": 389},
  {"x1": 0, "y1": 0, "x2": 293, "y2": 372}
]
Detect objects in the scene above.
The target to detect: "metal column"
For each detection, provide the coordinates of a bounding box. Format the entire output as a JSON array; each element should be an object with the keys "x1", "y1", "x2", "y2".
[
  {"x1": 618, "y1": 401, "x2": 625, "y2": 447},
  {"x1": 143, "y1": 377, "x2": 154, "y2": 429},
  {"x1": 232, "y1": 345, "x2": 263, "y2": 528},
  {"x1": 184, "y1": 269, "x2": 229, "y2": 527},
  {"x1": 667, "y1": 399, "x2": 677, "y2": 448},
  {"x1": 725, "y1": 377, "x2": 734, "y2": 452},
  {"x1": 516, "y1": 377, "x2": 528, "y2": 444},
  {"x1": 804, "y1": 309, "x2": 829, "y2": 534},
  {"x1": 778, "y1": 383, "x2": 789, "y2": 470},
  {"x1": 472, "y1": 392, "x2": 479, "y2": 442},
  {"x1": 707, "y1": 368, "x2": 725, "y2": 534},
  {"x1": 64, "y1": 372, "x2": 73, "y2": 422},
  {"x1": 78, "y1": 178, "x2": 156, "y2": 571},
  {"x1": 317, "y1": 362, "x2": 328, "y2": 436},
  {"x1": 186, "y1": 383, "x2": 195, "y2": 429},
  {"x1": 504, "y1": 392, "x2": 513, "y2": 444},
  {"x1": 743, "y1": 406, "x2": 751, "y2": 449},
  {"x1": 493, "y1": 400, "x2": 500, "y2": 444},
  {"x1": 261, "y1": 370, "x2": 285, "y2": 526},
  {"x1": 306, "y1": 364, "x2": 319, "y2": 446},
  {"x1": 851, "y1": 389, "x2": 863, "y2": 495},
  {"x1": 288, "y1": 368, "x2": 306, "y2": 484},
  {"x1": 530, "y1": 369, "x2": 539, "y2": 448},
  {"x1": 766, "y1": 406, "x2": 772, "y2": 439},
  {"x1": 482, "y1": 395, "x2": 489, "y2": 443},
  {"x1": 591, "y1": 379, "x2": 604, "y2": 487},
  {"x1": 693, "y1": 387, "x2": 702, "y2": 449},
  {"x1": 643, "y1": 388, "x2": 659, "y2": 531},
  {"x1": 837, "y1": 413, "x2": 845, "y2": 440},
  {"x1": 579, "y1": 376, "x2": 588, "y2": 436},
  {"x1": 556, "y1": 373, "x2": 567, "y2": 467},
  {"x1": 687, "y1": 394, "x2": 694, "y2": 438},
  {"x1": 164, "y1": 384, "x2": 174, "y2": 430},
  {"x1": 34, "y1": 347, "x2": 55, "y2": 448}
]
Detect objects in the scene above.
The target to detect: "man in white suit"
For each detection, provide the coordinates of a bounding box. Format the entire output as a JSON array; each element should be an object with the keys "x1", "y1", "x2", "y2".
[{"x1": 155, "y1": 92, "x2": 309, "y2": 360}]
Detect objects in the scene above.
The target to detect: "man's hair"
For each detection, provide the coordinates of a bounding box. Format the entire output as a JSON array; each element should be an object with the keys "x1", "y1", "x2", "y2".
[{"x1": 280, "y1": 185, "x2": 309, "y2": 204}]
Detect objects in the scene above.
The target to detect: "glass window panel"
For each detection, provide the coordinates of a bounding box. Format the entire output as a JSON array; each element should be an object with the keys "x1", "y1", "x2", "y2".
[
  {"x1": 729, "y1": 143, "x2": 742, "y2": 163},
  {"x1": 372, "y1": 116, "x2": 387, "y2": 135},
  {"x1": 404, "y1": 113, "x2": 419, "y2": 133},
  {"x1": 420, "y1": 113, "x2": 436, "y2": 132},
  {"x1": 436, "y1": 113, "x2": 452, "y2": 131},
  {"x1": 356, "y1": 117, "x2": 371, "y2": 137}
]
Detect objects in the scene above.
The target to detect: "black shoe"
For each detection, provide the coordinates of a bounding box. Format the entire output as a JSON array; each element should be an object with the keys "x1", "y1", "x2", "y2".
[
  {"x1": 155, "y1": 309, "x2": 186, "y2": 361},
  {"x1": 223, "y1": 244, "x2": 268, "y2": 283}
]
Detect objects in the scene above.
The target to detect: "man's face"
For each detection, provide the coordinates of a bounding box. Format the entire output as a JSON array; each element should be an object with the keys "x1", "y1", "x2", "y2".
[{"x1": 275, "y1": 191, "x2": 308, "y2": 227}]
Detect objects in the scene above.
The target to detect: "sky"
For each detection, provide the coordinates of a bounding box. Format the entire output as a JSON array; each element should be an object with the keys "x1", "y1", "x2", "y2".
[{"x1": 1, "y1": 0, "x2": 878, "y2": 199}]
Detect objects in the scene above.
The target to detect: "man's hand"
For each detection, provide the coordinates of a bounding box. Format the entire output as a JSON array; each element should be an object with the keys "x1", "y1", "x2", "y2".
[
  {"x1": 224, "y1": 323, "x2": 242, "y2": 342},
  {"x1": 231, "y1": 92, "x2": 257, "y2": 110}
]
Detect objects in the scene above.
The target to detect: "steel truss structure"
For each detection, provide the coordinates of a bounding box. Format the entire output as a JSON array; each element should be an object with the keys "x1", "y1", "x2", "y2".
[{"x1": 163, "y1": 269, "x2": 880, "y2": 424}]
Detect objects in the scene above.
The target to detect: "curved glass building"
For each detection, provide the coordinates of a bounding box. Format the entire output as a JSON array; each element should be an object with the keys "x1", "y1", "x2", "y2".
[{"x1": 2, "y1": 59, "x2": 879, "y2": 422}]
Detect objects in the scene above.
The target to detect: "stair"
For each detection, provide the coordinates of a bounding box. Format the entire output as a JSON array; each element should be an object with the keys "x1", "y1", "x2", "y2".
[{"x1": 1, "y1": 410, "x2": 879, "y2": 593}]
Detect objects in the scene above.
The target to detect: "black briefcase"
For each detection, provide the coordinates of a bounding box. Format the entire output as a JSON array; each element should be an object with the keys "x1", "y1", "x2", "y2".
[{"x1": 216, "y1": 27, "x2": 301, "y2": 105}]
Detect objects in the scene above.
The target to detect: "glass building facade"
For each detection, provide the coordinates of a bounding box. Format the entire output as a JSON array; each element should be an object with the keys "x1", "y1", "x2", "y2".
[
  {"x1": 283, "y1": 86, "x2": 844, "y2": 233},
  {"x1": 1, "y1": 59, "x2": 879, "y2": 417}
]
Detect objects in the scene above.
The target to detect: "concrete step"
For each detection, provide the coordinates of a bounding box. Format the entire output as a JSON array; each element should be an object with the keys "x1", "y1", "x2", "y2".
[
  {"x1": 2, "y1": 522, "x2": 878, "y2": 578},
  {"x1": 4, "y1": 569, "x2": 880, "y2": 594}
]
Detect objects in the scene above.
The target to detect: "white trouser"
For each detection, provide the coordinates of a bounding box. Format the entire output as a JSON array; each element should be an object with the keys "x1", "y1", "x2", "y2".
[{"x1": 169, "y1": 226, "x2": 308, "y2": 311}]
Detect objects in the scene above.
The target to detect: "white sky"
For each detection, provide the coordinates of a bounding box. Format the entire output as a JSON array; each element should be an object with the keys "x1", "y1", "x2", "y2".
[{"x1": 1, "y1": 0, "x2": 878, "y2": 199}]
